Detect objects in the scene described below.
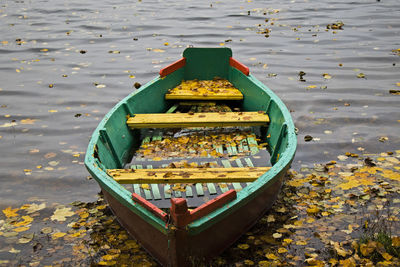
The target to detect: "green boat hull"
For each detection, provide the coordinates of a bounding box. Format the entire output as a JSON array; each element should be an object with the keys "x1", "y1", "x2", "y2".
[{"x1": 85, "y1": 48, "x2": 297, "y2": 266}]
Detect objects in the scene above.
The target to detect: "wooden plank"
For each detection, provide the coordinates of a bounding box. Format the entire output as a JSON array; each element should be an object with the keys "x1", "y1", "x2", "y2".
[
  {"x1": 179, "y1": 101, "x2": 216, "y2": 106},
  {"x1": 244, "y1": 158, "x2": 255, "y2": 186},
  {"x1": 165, "y1": 89, "x2": 243, "y2": 100},
  {"x1": 247, "y1": 135, "x2": 259, "y2": 155},
  {"x1": 164, "y1": 185, "x2": 171, "y2": 199},
  {"x1": 141, "y1": 136, "x2": 151, "y2": 145},
  {"x1": 207, "y1": 183, "x2": 217, "y2": 195},
  {"x1": 131, "y1": 165, "x2": 142, "y2": 196},
  {"x1": 186, "y1": 186, "x2": 193, "y2": 197},
  {"x1": 195, "y1": 183, "x2": 204, "y2": 196},
  {"x1": 244, "y1": 158, "x2": 254, "y2": 167},
  {"x1": 108, "y1": 167, "x2": 270, "y2": 184},
  {"x1": 221, "y1": 160, "x2": 242, "y2": 191},
  {"x1": 147, "y1": 165, "x2": 161, "y2": 200},
  {"x1": 166, "y1": 103, "x2": 179, "y2": 114},
  {"x1": 127, "y1": 112, "x2": 269, "y2": 129}
]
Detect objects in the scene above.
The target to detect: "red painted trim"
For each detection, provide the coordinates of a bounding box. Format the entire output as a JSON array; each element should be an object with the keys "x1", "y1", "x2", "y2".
[
  {"x1": 170, "y1": 190, "x2": 237, "y2": 228},
  {"x1": 190, "y1": 189, "x2": 237, "y2": 222},
  {"x1": 132, "y1": 193, "x2": 168, "y2": 221},
  {"x1": 170, "y1": 198, "x2": 191, "y2": 228},
  {"x1": 159, "y1": 58, "x2": 186, "y2": 77},
  {"x1": 229, "y1": 57, "x2": 250, "y2": 76}
]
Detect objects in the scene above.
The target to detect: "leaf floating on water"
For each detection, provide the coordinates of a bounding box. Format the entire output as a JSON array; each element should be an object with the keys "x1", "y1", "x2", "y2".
[
  {"x1": 304, "y1": 135, "x2": 313, "y2": 142},
  {"x1": 265, "y1": 253, "x2": 278, "y2": 260},
  {"x1": 389, "y1": 90, "x2": 400, "y2": 95},
  {"x1": 322, "y1": 73, "x2": 332, "y2": 79},
  {"x1": 52, "y1": 232, "x2": 66, "y2": 239},
  {"x1": 357, "y1": 73, "x2": 366, "y2": 78},
  {"x1": 2, "y1": 206, "x2": 19, "y2": 218},
  {"x1": 20, "y1": 118, "x2": 37, "y2": 125},
  {"x1": 95, "y1": 83, "x2": 106, "y2": 88},
  {"x1": 237, "y1": 243, "x2": 249, "y2": 250},
  {"x1": 378, "y1": 136, "x2": 388, "y2": 142},
  {"x1": 51, "y1": 207, "x2": 74, "y2": 222},
  {"x1": 19, "y1": 233, "x2": 34, "y2": 244},
  {"x1": 272, "y1": 233, "x2": 282, "y2": 239}
]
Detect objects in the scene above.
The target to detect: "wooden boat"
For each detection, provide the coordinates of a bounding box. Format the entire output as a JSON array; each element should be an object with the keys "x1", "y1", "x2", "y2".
[{"x1": 84, "y1": 48, "x2": 297, "y2": 266}]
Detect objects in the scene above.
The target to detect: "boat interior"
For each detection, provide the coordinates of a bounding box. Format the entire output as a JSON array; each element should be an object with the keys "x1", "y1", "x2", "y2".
[{"x1": 107, "y1": 78, "x2": 273, "y2": 209}]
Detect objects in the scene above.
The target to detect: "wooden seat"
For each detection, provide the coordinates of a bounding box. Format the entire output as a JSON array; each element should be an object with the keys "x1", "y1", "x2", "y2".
[
  {"x1": 107, "y1": 167, "x2": 271, "y2": 184},
  {"x1": 165, "y1": 90, "x2": 243, "y2": 100},
  {"x1": 127, "y1": 111, "x2": 269, "y2": 129},
  {"x1": 165, "y1": 81, "x2": 243, "y2": 100}
]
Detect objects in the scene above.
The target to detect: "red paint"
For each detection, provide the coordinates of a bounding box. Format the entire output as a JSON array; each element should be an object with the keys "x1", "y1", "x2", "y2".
[
  {"x1": 132, "y1": 193, "x2": 168, "y2": 221},
  {"x1": 159, "y1": 58, "x2": 186, "y2": 77},
  {"x1": 190, "y1": 189, "x2": 237, "y2": 222},
  {"x1": 170, "y1": 198, "x2": 191, "y2": 228},
  {"x1": 170, "y1": 190, "x2": 237, "y2": 228},
  {"x1": 229, "y1": 57, "x2": 249, "y2": 76}
]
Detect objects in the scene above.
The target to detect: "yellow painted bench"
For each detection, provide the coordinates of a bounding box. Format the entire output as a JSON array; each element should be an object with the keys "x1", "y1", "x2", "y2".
[
  {"x1": 127, "y1": 111, "x2": 269, "y2": 129},
  {"x1": 107, "y1": 167, "x2": 271, "y2": 184}
]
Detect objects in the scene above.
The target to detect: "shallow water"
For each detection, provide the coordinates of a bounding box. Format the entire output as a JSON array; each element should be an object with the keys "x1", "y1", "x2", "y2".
[{"x1": 0, "y1": 0, "x2": 399, "y2": 210}]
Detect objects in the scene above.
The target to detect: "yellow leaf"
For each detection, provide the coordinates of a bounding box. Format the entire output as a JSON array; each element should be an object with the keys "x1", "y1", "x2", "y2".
[
  {"x1": 265, "y1": 253, "x2": 278, "y2": 260},
  {"x1": 48, "y1": 110, "x2": 58, "y2": 113},
  {"x1": 51, "y1": 207, "x2": 74, "y2": 222},
  {"x1": 360, "y1": 241, "x2": 376, "y2": 256},
  {"x1": 102, "y1": 254, "x2": 118, "y2": 260},
  {"x1": 40, "y1": 48, "x2": 48, "y2": 52},
  {"x1": 98, "y1": 261, "x2": 116, "y2": 266},
  {"x1": 16, "y1": 69, "x2": 20, "y2": 73},
  {"x1": 152, "y1": 49, "x2": 165, "y2": 53},
  {"x1": 296, "y1": 240, "x2": 307, "y2": 245},
  {"x1": 79, "y1": 212, "x2": 89, "y2": 219},
  {"x1": 238, "y1": 243, "x2": 249, "y2": 250},
  {"x1": 396, "y1": 82, "x2": 400, "y2": 87},
  {"x1": 381, "y1": 252, "x2": 393, "y2": 261},
  {"x1": 141, "y1": 184, "x2": 150, "y2": 190},
  {"x1": 52, "y1": 232, "x2": 66, "y2": 239},
  {"x1": 2, "y1": 206, "x2": 19, "y2": 218},
  {"x1": 283, "y1": 238, "x2": 293, "y2": 244},
  {"x1": 339, "y1": 257, "x2": 356, "y2": 267},
  {"x1": 328, "y1": 258, "x2": 338, "y2": 265},
  {"x1": 14, "y1": 215, "x2": 33, "y2": 227},
  {"x1": 307, "y1": 85, "x2": 317, "y2": 89},
  {"x1": 322, "y1": 73, "x2": 332, "y2": 79},
  {"x1": 392, "y1": 236, "x2": 400, "y2": 246},
  {"x1": 278, "y1": 247, "x2": 287, "y2": 253},
  {"x1": 272, "y1": 233, "x2": 282, "y2": 239},
  {"x1": 25, "y1": 203, "x2": 46, "y2": 214},
  {"x1": 306, "y1": 205, "x2": 320, "y2": 214},
  {"x1": 14, "y1": 226, "x2": 30, "y2": 232}
]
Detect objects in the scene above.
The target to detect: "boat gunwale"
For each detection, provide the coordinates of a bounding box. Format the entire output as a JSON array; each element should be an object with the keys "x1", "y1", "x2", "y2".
[{"x1": 84, "y1": 60, "x2": 297, "y2": 236}]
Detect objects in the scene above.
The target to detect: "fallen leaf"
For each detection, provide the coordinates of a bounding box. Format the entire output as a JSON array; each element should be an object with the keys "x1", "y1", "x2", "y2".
[
  {"x1": 51, "y1": 207, "x2": 74, "y2": 222},
  {"x1": 2, "y1": 206, "x2": 19, "y2": 218},
  {"x1": 52, "y1": 232, "x2": 66, "y2": 239}
]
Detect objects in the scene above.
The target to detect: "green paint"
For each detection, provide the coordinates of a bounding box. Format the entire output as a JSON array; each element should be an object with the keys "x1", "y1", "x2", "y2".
[{"x1": 84, "y1": 47, "x2": 297, "y2": 239}]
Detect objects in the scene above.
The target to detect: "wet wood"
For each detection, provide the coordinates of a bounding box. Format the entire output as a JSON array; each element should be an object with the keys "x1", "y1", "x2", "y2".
[
  {"x1": 166, "y1": 88, "x2": 243, "y2": 100},
  {"x1": 127, "y1": 111, "x2": 269, "y2": 129},
  {"x1": 107, "y1": 167, "x2": 271, "y2": 184}
]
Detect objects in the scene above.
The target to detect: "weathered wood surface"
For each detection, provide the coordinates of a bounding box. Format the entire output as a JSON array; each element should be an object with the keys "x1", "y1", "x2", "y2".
[
  {"x1": 107, "y1": 167, "x2": 271, "y2": 184},
  {"x1": 127, "y1": 111, "x2": 269, "y2": 129}
]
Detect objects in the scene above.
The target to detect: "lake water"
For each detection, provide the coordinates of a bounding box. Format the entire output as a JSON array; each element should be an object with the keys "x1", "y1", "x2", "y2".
[{"x1": 1, "y1": 0, "x2": 399, "y2": 212}]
